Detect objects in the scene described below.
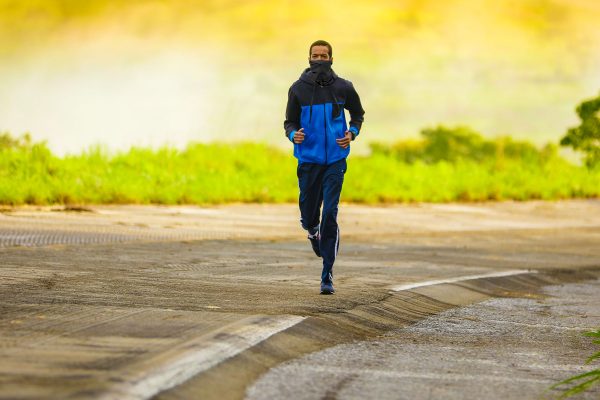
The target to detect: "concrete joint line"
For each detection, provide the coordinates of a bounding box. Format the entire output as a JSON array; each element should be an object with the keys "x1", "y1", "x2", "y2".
[
  {"x1": 390, "y1": 269, "x2": 537, "y2": 292},
  {"x1": 297, "y1": 365, "x2": 557, "y2": 384},
  {"x1": 99, "y1": 315, "x2": 306, "y2": 400}
]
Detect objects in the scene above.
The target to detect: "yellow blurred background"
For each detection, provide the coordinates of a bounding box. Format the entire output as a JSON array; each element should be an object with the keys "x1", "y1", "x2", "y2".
[{"x1": 1, "y1": 0, "x2": 599, "y2": 155}]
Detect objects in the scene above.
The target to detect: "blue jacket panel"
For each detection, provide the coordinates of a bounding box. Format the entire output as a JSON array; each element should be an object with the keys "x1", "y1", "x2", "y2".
[
  {"x1": 284, "y1": 68, "x2": 365, "y2": 165},
  {"x1": 293, "y1": 102, "x2": 349, "y2": 164}
]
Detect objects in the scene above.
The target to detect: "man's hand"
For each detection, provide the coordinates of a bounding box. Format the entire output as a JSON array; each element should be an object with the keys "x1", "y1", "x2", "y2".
[
  {"x1": 293, "y1": 128, "x2": 305, "y2": 144},
  {"x1": 336, "y1": 130, "x2": 352, "y2": 149}
]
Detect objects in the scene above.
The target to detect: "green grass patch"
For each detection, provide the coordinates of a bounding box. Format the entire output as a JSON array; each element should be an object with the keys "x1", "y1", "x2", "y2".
[
  {"x1": 550, "y1": 329, "x2": 600, "y2": 399},
  {"x1": 1, "y1": 128, "x2": 599, "y2": 205}
]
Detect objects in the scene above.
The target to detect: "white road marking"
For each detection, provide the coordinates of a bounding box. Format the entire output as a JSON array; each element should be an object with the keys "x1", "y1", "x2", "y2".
[
  {"x1": 391, "y1": 269, "x2": 536, "y2": 292},
  {"x1": 101, "y1": 315, "x2": 305, "y2": 400}
]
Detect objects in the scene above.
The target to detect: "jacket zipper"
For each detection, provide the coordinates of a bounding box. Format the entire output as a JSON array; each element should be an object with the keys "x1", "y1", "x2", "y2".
[{"x1": 322, "y1": 86, "x2": 327, "y2": 165}]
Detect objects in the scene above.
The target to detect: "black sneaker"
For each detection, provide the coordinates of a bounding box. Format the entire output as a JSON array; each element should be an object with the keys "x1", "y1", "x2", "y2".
[
  {"x1": 320, "y1": 281, "x2": 335, "y2": 295},
  {"x1": 307, "y1": 231, "x2": 321, "y2": 257}
]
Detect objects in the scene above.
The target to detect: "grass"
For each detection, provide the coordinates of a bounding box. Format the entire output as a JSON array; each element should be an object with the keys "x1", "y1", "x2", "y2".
[
  {"x1": 0, "y1": 138, "x2": 297, "y2": 205},
  {"x1": 1, "y1": 128, "x2": 599, "y2": 206},
  {"x1": 550, "y1": 329, "x2": 600, "y2": 399}
]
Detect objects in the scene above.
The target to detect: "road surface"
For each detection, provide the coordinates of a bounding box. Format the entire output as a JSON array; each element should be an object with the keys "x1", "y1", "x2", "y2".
[{"x1": 1, "y1": 200, "x2": 599, "y2": 399}]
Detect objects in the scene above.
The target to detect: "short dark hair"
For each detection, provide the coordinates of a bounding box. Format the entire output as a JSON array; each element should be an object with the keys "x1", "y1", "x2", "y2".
[{"x1": 309, "y1": 40, "x2": 332, "y2": 58}]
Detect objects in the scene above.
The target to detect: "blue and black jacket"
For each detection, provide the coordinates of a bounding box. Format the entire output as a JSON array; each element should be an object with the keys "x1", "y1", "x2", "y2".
[{"x1": 284, "y1": 68, "x2": 365, "y2": 165}]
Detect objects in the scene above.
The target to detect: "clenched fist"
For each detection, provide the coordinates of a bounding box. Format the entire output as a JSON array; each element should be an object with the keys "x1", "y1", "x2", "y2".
[
  {"x1": 336, "y1": 131, "x2": 352, "y2": 149},
  {"x1": 293, "y1": 128, "x2": 305, "y2": 144}
]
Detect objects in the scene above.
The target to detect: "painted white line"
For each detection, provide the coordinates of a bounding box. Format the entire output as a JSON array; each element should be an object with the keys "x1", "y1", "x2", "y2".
[
  {"x1": 391, "y1": 269, "x2": 536, "y2": 292},
  {"x1": 101, "y1": 315, "x2": 305, "y2": 400}
]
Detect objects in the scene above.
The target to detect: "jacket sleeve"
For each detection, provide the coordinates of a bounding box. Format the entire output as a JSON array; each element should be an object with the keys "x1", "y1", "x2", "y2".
[
  {"x1": 284, "y1": 86, "x2": 301, "y2": 141},
  {"x1": 345, "y1": 82, "x2": 365, "y2": 139}
]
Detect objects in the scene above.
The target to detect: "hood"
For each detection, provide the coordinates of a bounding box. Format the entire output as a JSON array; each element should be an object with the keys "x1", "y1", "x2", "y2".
[{"x1": 299, "y1": 66, "x2": 342, "y2": 123}]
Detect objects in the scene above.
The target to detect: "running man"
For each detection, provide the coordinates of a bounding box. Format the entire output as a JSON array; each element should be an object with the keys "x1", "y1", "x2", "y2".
[{"x1": 284, "y1": 39, "x2": 365, "y2": 294}]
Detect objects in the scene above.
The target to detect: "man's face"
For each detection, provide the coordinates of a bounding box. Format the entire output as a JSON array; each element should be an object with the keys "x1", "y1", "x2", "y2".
[{"x1": 309, "y1": 45, "x2": 331, "y2": 62}]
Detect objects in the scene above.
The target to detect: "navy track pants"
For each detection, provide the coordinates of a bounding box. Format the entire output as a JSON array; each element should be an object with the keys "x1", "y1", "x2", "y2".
[{"x1": 297, "y1": 158, "x2": 347, "y2": 284}]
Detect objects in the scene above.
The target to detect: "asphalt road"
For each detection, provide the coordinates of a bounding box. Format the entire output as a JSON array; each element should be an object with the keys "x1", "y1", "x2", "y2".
[
  {"x1": 0, "y1": 201, "x2": 599, "y2": 399},
  {"x1": 247, "y1": 278, "x2": 600, "y2": 400}
]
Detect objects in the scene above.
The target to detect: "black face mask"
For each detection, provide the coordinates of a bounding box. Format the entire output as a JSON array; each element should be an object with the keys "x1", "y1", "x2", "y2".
[
  {"x1": 309, "y1": 60, "x2": 333, "y2": 82},
  {"x1": 307, "y1": 60, "x2": 339, "y2": 120}
]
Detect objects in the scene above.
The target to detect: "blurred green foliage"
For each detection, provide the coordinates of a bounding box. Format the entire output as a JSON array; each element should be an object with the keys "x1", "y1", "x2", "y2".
[
  {"x1": 343, "y1": 125, "x2": 591, "y2": 203},
  {"x1": 560, "y1": 93, "x2": 600, "y2": 168},
  {"x1": 370, "y1": 125, "x2": 556, "y2": 165},
  {"x1": 0, "y1": 131, "x2": 33, "y2": 150},
  {"x1": 0, "y1": 133, "x2": 296, "y2": 205},
  {"x1": 0, "y1": 128, "x2": 598, "y2": 205}
]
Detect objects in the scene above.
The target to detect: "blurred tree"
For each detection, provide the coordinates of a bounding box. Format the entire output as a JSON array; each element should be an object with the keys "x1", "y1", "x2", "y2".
[
  {"x1": 370, "y1": 125, "x2": 552, "y2": 165},
  {"x1": 560, "y1": 93, "x2": 600, "y2": 167},
  {"x1": 420, "y1": 125, "x2": 491, "y2": 163},
  {"x1": 0, "y1": 132, "x2": 32, "y2": 150}
]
